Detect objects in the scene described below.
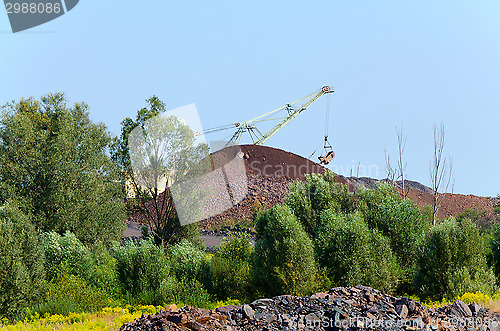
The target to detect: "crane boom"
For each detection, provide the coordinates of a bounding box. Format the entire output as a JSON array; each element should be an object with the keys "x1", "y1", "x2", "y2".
[{"x1": 226, "y1": 86, "x2": 333, "y2": 146}]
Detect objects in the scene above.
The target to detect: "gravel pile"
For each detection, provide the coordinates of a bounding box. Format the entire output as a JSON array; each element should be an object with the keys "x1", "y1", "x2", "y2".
[{"x1": 119, "y1": 285, "x2": 500, "y2": 330}]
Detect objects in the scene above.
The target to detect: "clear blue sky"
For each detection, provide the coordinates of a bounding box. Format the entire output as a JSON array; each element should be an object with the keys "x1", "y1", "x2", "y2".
[{"x1": 1, "y1": 1, "x2": 499, "y2": 196}]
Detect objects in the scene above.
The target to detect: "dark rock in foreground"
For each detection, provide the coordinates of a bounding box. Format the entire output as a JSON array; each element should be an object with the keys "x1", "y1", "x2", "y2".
[{"x1": 119, "y1": 285, "x2": 500, "y2": 330}]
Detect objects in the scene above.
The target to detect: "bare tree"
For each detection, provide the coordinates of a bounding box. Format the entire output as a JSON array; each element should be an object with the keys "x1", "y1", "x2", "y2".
[
  {"x1": 385, "y1": 149, "x2": 397, "y2": 185},
  {"x1": 396, "y1": 125, "x2": 409, "y2": 199},
  {"x1": 385, "y1": 125, "x2": 409, "y2": 199},
  {"x1": 429, "y1": 123, "x2": 454, "y2": 226}
]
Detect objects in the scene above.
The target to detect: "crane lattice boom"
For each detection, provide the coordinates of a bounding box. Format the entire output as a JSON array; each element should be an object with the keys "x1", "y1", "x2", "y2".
[{"x1": 226, "y1": 86, "x2": 334, "y2": 146}]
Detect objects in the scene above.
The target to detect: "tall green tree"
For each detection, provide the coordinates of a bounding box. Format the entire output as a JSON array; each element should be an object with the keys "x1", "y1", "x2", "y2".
[
  {"x1": 0, "y1": 93, "x2": 125, "y2": 244},
  {"x1": 315, "y1": 209, "x2": 398, "y2": 293},
  {"x1": 253, "y1": 204, "x2": 323, "y2": 297},
  {"x1": 111, "y1": 96, "x2": 207, "y2": 247},
  {"x1": 0, "y1": 201, "x2": 45, "y2": 320}
]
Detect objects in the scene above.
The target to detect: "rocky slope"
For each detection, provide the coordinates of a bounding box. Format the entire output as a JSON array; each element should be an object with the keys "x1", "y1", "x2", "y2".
[
  {"x1": 199, "y1": 145, "x2": 497, "y2": 228},
  {"x1": 130, "y1": 144, "x2": 497, "y2": 229},
  {"x1": 120, "y1": 285, "x2": 500, "y2": 330}
]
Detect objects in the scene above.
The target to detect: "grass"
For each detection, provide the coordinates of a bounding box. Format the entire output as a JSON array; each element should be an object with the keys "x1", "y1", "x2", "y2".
[
  {"x1": 3, "y1": 291, "x2": 500, "y2": 330},
  {"x1": 0, "y1": 306, "x2": 154, "y2": 331},
  {"x1": 405, "y1": 290, "x2": 500, "y2": 309},
  {"x1": 0, "y1": 299, "x2": 242, "y2": 330}
]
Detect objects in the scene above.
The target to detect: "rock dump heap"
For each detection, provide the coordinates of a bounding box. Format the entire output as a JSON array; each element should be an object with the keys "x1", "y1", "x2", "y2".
[{"x1": 120, "y1": 285, "x2": 500, "y2": 330}]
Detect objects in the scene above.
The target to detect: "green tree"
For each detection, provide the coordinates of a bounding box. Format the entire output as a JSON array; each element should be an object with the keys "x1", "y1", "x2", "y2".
[
  {"x1": 457, "y1": 209, "x2": 493, "y2": 233},
  {"x1": 285, "y1": 172, "x2": 357, "y2": 237},
  {"x1": 358, "y1": 183, "x2": 428, "y2": 271},
  {"x1": 210, "y1": 235, "x2": 253, "y2": 301},
  {"x1": 0, "y1": 202, "x2": 45, "y2": 320},
  {"x1": 315, "y1": 209, "x2": 399, "y2": 293},
  {"x1": 415, "y1": 218, "x2": 496, "y2": 300},
  {"x1": 112, "y1": 96, "x2": 207, "y2": 247},
  {"x1": 488, "y1": 222, "x2": 500, "y2": 281},
  {"x1": 253, "y1": 204, "x2": 323, "y2": 297},
  {"x1": 111, "y1": 239, "x2": 170, "y2": 304},
  {"x1": 0, "y1": 93, "x2": 125, "y2": 244},
  {"x1": 42, "y1": 231, "x2": 94, "y2": 281}
]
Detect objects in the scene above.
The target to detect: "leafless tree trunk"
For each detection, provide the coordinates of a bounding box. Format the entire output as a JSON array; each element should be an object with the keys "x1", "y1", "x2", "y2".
[
  {"x1": 385, "y1": 125, "x2": 409, "y2": 199},
  {"x1": 385, "y1": 149, "x2": 397, "y2": 186},
  {"x1": 396, "y1": 126, "x2": 409, "y2": 200},
  {"x1": 429, "y1": 123, "x2": 454, "y2": 226}
]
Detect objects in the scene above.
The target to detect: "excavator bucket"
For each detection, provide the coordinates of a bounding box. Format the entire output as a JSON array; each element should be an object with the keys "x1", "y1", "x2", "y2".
[{"x1": 318, "y1": 151, "x2": 335, "y2": 165}]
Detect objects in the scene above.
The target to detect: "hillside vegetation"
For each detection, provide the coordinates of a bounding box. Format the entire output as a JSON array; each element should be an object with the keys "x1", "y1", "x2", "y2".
[{"x1": 0, "y1": 94, "x2": 499, "y2": 329}]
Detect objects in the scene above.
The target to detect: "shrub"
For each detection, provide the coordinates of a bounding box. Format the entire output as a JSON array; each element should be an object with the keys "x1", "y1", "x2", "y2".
[
  {"x1": 488, "y1": 223, "x2": 500, "y2": 280},
  {"x1": 414, "y1": 218, "x2": 496, "y2": 300},
  {"x1": 286, "y1": 172, "x2": 356, "y2": 237},
  {"x1": 358, "y1": 183, "x2": 428, "y2": 271},
  {"x1": 315, "y1": 209, "x2": 399, "y2": 293},
  {"x1": 210, "y1": 236, "x2": 253, "y2": 301},
  {"x1": 42, "y1": 232, "x2": 120, "y2": 298},
  {"x1": 457, "y1": 209, "x2": 495, "y2": 233},
  {"x1": 158, "y1": 277, "x2": 212, "y2": 308},
  {"x1": 253, "y1": 204, "x2": 322, "y2": 297},
  {"x1": 36, "y1": 266, "x2": 113, "y2": 316},
  {"x1": 87, "y1": 241, "x2": 120, "y2": 297},
  {"x1": 111, "y1": 239, "x2": 170, "y2": 304},
  {"x1": 42, "y1": 231, "x2": 94, "y2": 281},
  {"x1": 0, "y1": 202, "x2": 45, "y2": 320},
  {"x1": 168, "y1": 240, "x2": 211, "y2": 287}
]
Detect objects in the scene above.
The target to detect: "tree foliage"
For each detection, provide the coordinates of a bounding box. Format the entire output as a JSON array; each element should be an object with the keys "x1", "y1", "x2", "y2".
[
  {"x1": 315, "y1": 209, "x2": 398, "y2": 293},
  {"x1": 112, "y1": 96, "x2": 206, "y2": 247},
  {"x1": 111, "y1": 239, "x2": 170, "y2": 301},
  {"x1": 0, "y1": 202, "x2": 45, "y2": 320},
  {"x1": 253, "y1": 204, "x2": 322, "y2": 297},
  {"x1": 210, "y1": 236, "x2": 253, "y2": 301},
  {"x1": 285, "y1": 172, "x2": 356, "y2": 237},
  {"x1": 358, "y1": 183, "x2": 428, "y2": 271},
  {"x1": 42, "y1": 231, "x2": 94, "y2": 282},
  {"x1": 0, "y1": 93, "x2": 125, "y2": 244},
  {"x1": 415, "y1": 218, "x2": 496, "y2": 300}
]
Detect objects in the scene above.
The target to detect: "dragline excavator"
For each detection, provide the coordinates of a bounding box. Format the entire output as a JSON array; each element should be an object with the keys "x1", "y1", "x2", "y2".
[{"x1": 197, "y1": 86, "x2": 336, "y2": 165}]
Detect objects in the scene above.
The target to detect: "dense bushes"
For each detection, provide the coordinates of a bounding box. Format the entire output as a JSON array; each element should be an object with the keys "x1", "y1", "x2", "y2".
[
  {"x1": 0, "y1": 94, "x2": 126, "y2": 245},
  {"x1": 286, "y1": 172, "x2": 356, "y2": 237},
  {"x1": 42, "y1": 231, "x2": 94, "y2": 281},
  {"x1": 1, "y1": 167, "x2": 498, "y2": 322},
  {"x1": 414, "y1": 218, "x2": 496, "y2": 300},
  {"x1": 315, "y1": 209, "x2": 398, "y2": 292},
  {"x1": 358, "y1": 183, "x2": 428, "y2": 270},
  {"x1": 0, "y1": 202, "x2": 45, "y2": 320},
  {"x1": 38, "y1": 266, "x2": 113, "y2": 316},
  {"x1": 169, "y1": 240, "x2": 210, "y2": 284},
  {"x1": 110, "y1": 238, "x2": 212, "y2": 307},
  {"x1": 210, "y1": 236, "x2": 253, "y2": 301},
  {"x1": 111, "y1": 239, "x2": 170, "y2": 304},
  {"x1": 253, "y1": 204, "x2": 323, "y2": 297}
]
